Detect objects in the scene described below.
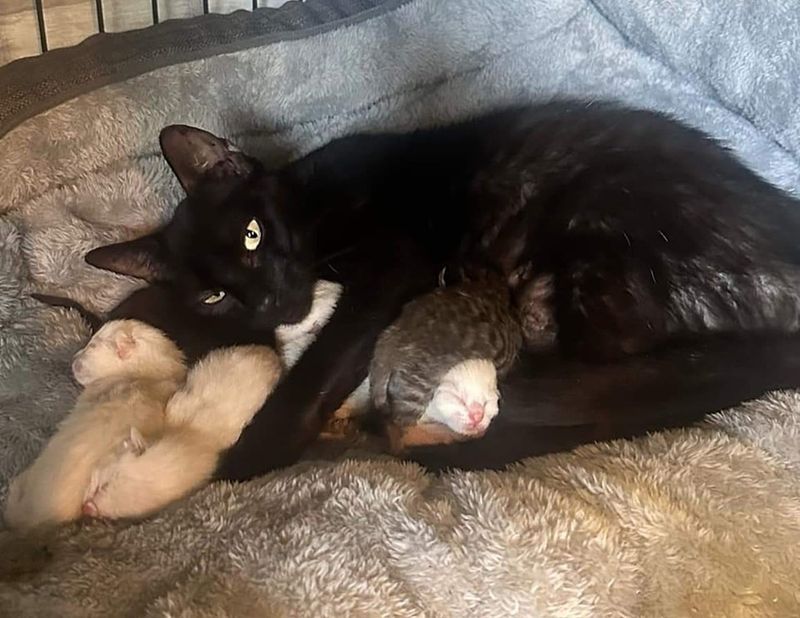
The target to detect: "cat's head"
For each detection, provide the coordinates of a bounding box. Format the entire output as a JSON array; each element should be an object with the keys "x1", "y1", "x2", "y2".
[{"x1": 85, "y1": 125, "x2": 316, "y2": 328}]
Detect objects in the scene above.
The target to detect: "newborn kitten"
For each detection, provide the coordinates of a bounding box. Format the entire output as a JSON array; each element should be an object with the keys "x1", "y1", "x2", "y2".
[
  {"x1": 3, "y1": 320, "x2": 186, "y2": 531},
  {"x1": 370, "y1": 274, "x2": 523, "y2": 450},
  {"x1": 84, "y1": 345, "x2": 282, "y2": 520}
]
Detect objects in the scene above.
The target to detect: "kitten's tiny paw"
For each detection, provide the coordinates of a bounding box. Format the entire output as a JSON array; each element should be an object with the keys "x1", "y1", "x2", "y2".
[
  {"x1": 81, "y1": 500, "x2": 99, "y2": 518},
  {"x1": 121, "y1": 426, "x2": 147, "y2": 456},
  {"x1": 83, "y1": 469, "x2": 100, "y2": 504}
]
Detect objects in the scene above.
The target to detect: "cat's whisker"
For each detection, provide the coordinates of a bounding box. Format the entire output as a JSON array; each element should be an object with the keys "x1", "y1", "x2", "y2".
[{"x1": 314, "y1": 245, "x2": 358, "y2": 267}]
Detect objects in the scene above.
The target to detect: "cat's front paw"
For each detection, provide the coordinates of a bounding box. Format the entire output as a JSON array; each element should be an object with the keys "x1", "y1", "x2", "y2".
[
  {"x1": 422, "y1": 359, "x2": 500, "y2": 436},
  {"x1": 214, "y1": 431, "x2": 281, "y2": 482}
]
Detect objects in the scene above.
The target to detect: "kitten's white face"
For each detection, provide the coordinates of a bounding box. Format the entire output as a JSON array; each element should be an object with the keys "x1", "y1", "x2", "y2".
[
  {"x1": 423, "y1": 359, "x2": 500, "y2": 435},
  {"x1": 71, "y1": 320, "x2": 184, "y2": 385}
]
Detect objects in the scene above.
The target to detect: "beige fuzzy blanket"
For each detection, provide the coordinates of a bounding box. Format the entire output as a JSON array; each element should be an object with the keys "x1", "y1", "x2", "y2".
[
  {"x1": 4, "y1": 399, "x2": 800, "y2": 616},
  {"x1": 3, "y1": 0, "x2": 800, "y2": 615}
]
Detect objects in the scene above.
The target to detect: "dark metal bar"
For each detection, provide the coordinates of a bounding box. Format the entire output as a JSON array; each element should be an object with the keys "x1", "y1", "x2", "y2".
[
  {"x1": 33, "y1": 0, "x2": 48, "y2": 52},
  {"x1": 252, "y1": 0, "x2": 259, "y2": 10},
  {"x1": 151, "y1": 0, "x2": 159, "y2": 24},
  {"x1": 203, "y1": 0, "x2": 210, "y2": 14},
  {"x1": 95, "y1": 0, "x2": 105, "y2": 33}
]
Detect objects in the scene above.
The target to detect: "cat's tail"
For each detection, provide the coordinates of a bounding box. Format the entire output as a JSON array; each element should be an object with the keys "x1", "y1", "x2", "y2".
[
  {"x1": 403, "y1": 333, "x2": 800, "y2": 470},
  {"x1": 30, "y1": 293, "x2": 103, "y2": 332}
]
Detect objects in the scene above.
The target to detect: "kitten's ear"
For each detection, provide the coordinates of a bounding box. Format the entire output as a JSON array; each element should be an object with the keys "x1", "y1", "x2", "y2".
[
  {"x1": 114, "y1": 331, "x2": 137, "y2": 360},
  {"x1": 159, "y1": 125, "x2": 257, "y2": 195},
  {"x1": 85, "y1": 234, "x2": 172, "y2": 282}
]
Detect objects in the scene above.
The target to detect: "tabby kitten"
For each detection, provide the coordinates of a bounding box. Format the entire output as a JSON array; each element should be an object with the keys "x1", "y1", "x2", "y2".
[{"x1": 370, "y1": 273, "x2": 523, "y2": 448}]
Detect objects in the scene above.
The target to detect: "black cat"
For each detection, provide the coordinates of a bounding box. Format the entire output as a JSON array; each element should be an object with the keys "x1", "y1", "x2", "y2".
[{"x1": 86, "y1": 100, "x2": 800, "y2": 479}]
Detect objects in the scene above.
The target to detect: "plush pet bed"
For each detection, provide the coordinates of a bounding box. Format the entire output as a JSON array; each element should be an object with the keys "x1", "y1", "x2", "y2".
[{"x1": 2, "y1": 0, "x2": 800, "y2": 615}]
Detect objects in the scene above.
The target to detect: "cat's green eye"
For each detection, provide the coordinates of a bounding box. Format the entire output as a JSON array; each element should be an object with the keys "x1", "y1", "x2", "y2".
[
  {"x1": 243, "y1": 218, "x2": 262, "y2": 251},
  {"x1": 202, "y1": 290, "x2": 227, "y2": 305}
]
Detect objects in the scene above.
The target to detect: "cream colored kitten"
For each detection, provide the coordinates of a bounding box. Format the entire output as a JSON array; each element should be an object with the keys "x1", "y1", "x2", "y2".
[
  {"x1": 4, "y1": 320, "x2": 186, "y2": 531},
  {"x1": 84, "y1": 345, "x2": 282, "y2": 520}
]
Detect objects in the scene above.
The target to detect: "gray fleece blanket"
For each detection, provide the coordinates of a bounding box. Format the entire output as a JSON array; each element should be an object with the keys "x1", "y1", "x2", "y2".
[{"x1": 2, "y1": 0, "x2": 800, "y2": 615}]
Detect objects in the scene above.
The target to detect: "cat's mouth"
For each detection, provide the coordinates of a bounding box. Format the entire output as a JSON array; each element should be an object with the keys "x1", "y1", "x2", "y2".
[{"x1": 252, "y1": 292, "x2": 314, "y2": 328}]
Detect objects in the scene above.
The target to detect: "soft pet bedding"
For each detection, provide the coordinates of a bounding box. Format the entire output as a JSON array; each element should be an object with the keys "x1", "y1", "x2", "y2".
[{"x1": 2, "y1": 0, "x2": 800, "y2": 615}]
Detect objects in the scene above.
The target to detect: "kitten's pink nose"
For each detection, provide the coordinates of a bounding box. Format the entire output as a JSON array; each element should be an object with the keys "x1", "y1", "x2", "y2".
[{"x1": 467, "y1": 402, "x2": 485, "y2": 425}]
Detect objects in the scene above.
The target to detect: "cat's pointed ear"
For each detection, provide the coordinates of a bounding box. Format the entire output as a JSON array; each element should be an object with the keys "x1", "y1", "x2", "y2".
[
  {"x1": 84, "y1": 234, "x2": 172, "y2": 282},
  {"x1": 159, "y1": 125, "x2": 257, "y2": 195}
]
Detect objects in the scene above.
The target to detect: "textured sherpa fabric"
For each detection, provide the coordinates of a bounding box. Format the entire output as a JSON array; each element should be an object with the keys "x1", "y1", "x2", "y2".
[
  {"x1": 4, "y1": 401, "x2": 800, "y2": 616},
  {"x1": 2, "y1": 0, "x2": 800, "y2": 615}
]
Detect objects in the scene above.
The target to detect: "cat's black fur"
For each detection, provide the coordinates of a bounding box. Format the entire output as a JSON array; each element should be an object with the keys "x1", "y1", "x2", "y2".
[{"x1": 86, "y1": 100, "x2": 800, "y2": 479}]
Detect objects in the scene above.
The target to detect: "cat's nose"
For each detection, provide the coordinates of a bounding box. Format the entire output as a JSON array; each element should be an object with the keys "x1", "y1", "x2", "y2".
[{"x1": 467, "y1": 402, "x2": 485, "y2": 425}]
